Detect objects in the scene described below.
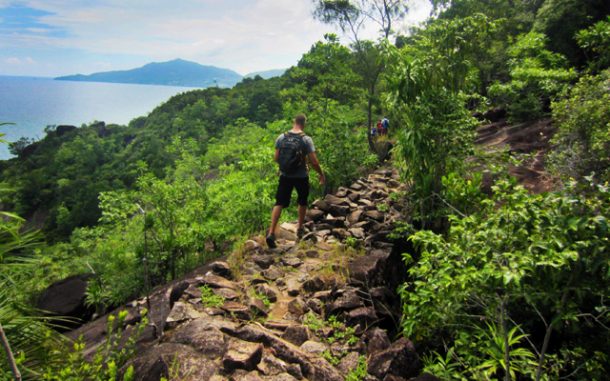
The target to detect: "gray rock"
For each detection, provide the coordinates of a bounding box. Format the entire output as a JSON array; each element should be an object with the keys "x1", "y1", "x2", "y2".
[
  {"x1": 214, "y1": 287, "x2": 239, "y2": 300},
  {"x1": 165, "y1": 302, "x2": 204, "y2": 328},
  {"x1": 363, "y1": 327, "x2": 391, "y2": 355},
  {"x1": 122, "y1": 343, "x2": 217, "y2": 381},
  {"x1": 222, "y1": 301, "x2": 251, "y2": 320},
  {"x1": 346, "y1": 306, "x2": 378, "y2": 327},
  {"x1": 347, "y1": 210, "x2": 364, "y2": 226},
  {"x1": 347, "y1": 192, "x2": 361, "y2": 202},
  {"x1": 223, "y1": 340, "x2": 263, "y2": 371},
  {"x1": 286, "y1": 278, "x2": 301, "y2": 297},
  {"x1": 281, "y1": 325, "x2": 311, "y2": 346},
  {"x1": 300, "y1": 340, "x2": 327, "y2": 355},
  {"x1": 368, "y1": 338, "x2": 421, "y2": 380},
  {"x1": 348, "y1": 227, "x2": 365, "y2": 239},
  {"x1": 243, "y1": 239, "x2": 261, "y2": 253},
  {"x1": 259, "y1": 353, "x2": 303, "y2": 380},
  {"x1": 306, "y1": 298, "x2": 324, "y2": 314},
  {"x1": 338, "y1": 351, "x2": 362, "y2": 375},
  {"x1": 305, "y1": 250, "x2": 319, "y2": 258},
  {"x1": 233, "y1": 371, "x2": 265, "y2": 381},
  {"x1": 365, "y1": 210, "x2": 384, "y2": 222},
  {"x1": 248, "y1": 297, "x2": 269, "y2": 317},
  {"x1": 253, "y1": 255, "x2": 275, "y2": 269},
  {"x1": 288, "y1": 297, "x2": 307, "y2": 316},
  {"x1": 210, "y1": 261, "x2": 232, "y2": 279},
  {"x1": 324, "y1": 194, "x2": 349, "y2": 206},
  {"x1": 306, "y1": 209, "x2": 325, "y2": 222},
  {"x1": 262, "y1": 266, "x2": 284, "y2": 281},
  {"x1": 281, "y1": 256, "x2": 303, "y2": 268},
  {"x1": 255, "y1": 283, "x2": 278, "y2": 302},
  {"x1": 328, "y1": 288, "x2": 364, "y2": 314},
  {"x1": 166, "y1": 318, "x2": 227, "y2": 359},
  {"x1": 220, "y1": 324, "x2": 343, "y2": 381},
  {"x1": 196, "y1": 273, "x2": 238, "y2": 290}
]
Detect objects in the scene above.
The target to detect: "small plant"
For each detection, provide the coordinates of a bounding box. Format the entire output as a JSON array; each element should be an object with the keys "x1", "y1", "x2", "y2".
[
  {"x1": 304, "y1": 313, "x2": 358, "y2": 346},
  {"x1": 322, "y1": 350, "x2": 341, "y2": 366},
  {"x1": 251, "y1": 290, "x2": 272, "y2": 308},
  {"x1": 200, "y1": 285, "x2": 225, "y2": 308},
  {"x1": 345, "y1": 355, "x2": 368, "y2": 381},
  {"x1": 41, "y1": 309, "x2": 148, "y2": 380},
  {"x1": 388, "y1": 190, "x2": 406, "y2": 203},
  {"x1": 376, "y1": 203, "x2": 389, "y2": 212},
  {"x1": 326, "y1": 316, "x2": 358, "y2": 346},
  {"x1": 344, "y1": 236, "x2": 359, "y2": 248},
  {"x1": 303, "y1": 311, "x2": 326, "y2": 332}
]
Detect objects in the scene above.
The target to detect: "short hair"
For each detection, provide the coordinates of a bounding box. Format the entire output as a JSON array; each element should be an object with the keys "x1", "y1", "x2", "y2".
[{"x1": 294, "y1": 114, "x2": 307, "y2": 127}]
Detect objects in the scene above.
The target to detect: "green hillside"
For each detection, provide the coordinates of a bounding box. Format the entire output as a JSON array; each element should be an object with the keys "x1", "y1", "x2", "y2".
[{"x1": 1, "y1": 1, "x2": 609, "y2": 379}]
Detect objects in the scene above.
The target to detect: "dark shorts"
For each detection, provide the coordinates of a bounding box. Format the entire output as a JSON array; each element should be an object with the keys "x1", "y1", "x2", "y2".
[{"x1": 275, "y1": 176, "x2": 309, "y2": 207}]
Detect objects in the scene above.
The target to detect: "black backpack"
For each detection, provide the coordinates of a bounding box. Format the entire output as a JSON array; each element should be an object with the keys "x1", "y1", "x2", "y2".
[{"x1": 278, "y1": 132, "x2": 307, "y2": 174}]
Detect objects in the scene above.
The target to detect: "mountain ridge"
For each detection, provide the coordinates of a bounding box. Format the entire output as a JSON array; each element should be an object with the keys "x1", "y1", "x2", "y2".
[{"x1": 55, "y1": 58, "x2": 243, "y2": 88}]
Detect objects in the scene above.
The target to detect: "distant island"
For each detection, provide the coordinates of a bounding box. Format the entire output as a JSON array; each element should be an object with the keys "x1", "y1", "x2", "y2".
[
  {"x1": 56, "y1": 59, "x2": 246, "y2": 88},
  {"x1": 244, "y1": 69, "x2": 286, "y2": 79}
]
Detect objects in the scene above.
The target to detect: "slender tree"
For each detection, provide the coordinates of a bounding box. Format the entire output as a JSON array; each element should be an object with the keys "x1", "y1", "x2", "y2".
[{"x1": 313, "y1": 1, "x2": 409, "y2": 150}]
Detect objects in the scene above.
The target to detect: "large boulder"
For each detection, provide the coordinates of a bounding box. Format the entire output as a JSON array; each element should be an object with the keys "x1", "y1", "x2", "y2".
[
  {"x1": 368, "y1": 338, "x2": 421, "y2": 380},
  {"x1": 37, "y1": 274, "x2": 94, "y2": 327},
  {"x1": 122, "y1": 342, "x2": 217, "y2": 381},
  {"x1": 164, "y1": 318, "x2": 227, "y2": 359}
]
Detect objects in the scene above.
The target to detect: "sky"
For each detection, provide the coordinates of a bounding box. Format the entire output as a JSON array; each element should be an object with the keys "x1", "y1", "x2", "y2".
[{"x1": 0, "y1": 0, "x2": 432, "y2": 77}]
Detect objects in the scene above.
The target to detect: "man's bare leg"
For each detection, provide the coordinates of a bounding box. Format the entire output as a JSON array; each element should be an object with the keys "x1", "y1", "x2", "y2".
[
  {"x1": 269, "y1": 205, "x2": 283, "y2": 235},
  {"x1": 297, "y1": 205, "x2": 306, "y2": 229}
]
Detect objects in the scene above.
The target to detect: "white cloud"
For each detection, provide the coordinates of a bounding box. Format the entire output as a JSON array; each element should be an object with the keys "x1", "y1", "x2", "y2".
[
  {"x1": 4, "y1": 56, "x2": 35, "y2": 64},
  {"x1": 1, "y1": 0, "x2": 431, "y2": 76}
]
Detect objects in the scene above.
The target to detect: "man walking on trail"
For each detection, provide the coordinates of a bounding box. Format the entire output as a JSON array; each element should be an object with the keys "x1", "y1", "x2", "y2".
[
  {"x1": 266, "y1": 114, "x2": 325, "y2": 248},
  {"x1": 381, "y1": 117, "x2": 389, "y2": 135}
]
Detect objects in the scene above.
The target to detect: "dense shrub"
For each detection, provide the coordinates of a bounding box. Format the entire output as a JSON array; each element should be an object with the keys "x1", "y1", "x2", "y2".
[
  {"x1": 400, "y1": 180, "x2": 610, "y2": 380},
  {"x1": 488, "y1": 32, "x2": 576, "y2": 122},
  {"x1": 549, "y1": 69, "x2": 610, "y2": 183}
]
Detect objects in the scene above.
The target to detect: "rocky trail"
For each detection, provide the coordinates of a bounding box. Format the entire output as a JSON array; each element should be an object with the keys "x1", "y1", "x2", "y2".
[
  {"x1": 56, "y1": 115, "x2": 558, "y2": 381},
  {"x1": 67, "y1": 167, "x2": 434, "y2": 381}
]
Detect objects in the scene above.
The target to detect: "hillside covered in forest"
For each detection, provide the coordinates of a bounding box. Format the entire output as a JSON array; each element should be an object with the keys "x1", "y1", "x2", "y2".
[{"x1": 1, "y1": 0, "x2": 609, "y2": 380}]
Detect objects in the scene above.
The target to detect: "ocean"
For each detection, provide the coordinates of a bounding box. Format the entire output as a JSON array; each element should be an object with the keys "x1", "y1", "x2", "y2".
[{"x1": 0, "y1": 76, "x2": 198, "y2": 159}]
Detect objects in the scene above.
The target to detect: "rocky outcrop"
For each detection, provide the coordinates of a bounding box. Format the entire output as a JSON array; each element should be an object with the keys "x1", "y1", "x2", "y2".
[
  {"x1": 72, "y1": 168, "x2": 431, "y2": 380},
  {"x1": 37, "y1": 274, "x2": 95, "y2": 329}
]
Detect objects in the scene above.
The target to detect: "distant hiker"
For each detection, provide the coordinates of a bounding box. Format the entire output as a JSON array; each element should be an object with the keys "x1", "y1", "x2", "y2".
[
  {"x1": 376, "y1": 119, "x2": 383, "y2": 136},
  {"x1": 381, "y1": 117, "x2": 389, "y2": 135},
  {"x1": 371, "y1": 126, "x2": 377, "y2": 137},
  {"x1": 266, "y1": 114, "x2": 325, "y2": 248}
]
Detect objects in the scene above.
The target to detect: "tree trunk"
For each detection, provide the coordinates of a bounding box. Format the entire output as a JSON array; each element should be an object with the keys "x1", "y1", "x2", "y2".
[
  {"x1": 367, "y1": 96, "x2": 375, "y2": 151},
  {"x1": 0, "y1": 323, "x2": 21, "y2": 381}
]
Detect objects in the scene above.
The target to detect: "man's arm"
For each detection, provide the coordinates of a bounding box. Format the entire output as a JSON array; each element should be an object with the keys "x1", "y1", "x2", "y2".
[
  {"x1": 274, "y1": 148, "x2": 280, "y2": 163},
  {"x1": 308, "y1": 152, "x2": 326, "y2": 184}
]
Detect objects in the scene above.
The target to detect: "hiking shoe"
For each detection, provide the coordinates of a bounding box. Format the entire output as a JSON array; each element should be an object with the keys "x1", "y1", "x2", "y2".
[
  {"x1": 266, "y1": 233, "x2": 277, "y2": 249},
  {"x1": 297, "y1": 226, "x2": 306, "y2": 240}
]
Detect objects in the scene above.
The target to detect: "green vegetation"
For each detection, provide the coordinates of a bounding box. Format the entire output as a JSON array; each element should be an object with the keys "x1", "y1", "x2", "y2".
[
  {"x1": 41, "y1": 310, "x2": 147, "y2": 381},
  {"x1": 200, "y1": 286, "x2": 225, "y2": 308},
  {"x1": 2, "y1": 0, "x2": 610, "y2": 378},
  {"x1": 345, "y1": 355, "x2": 368, "y2": 381},
  {"x1": 303, "y1": 312, "x2": 358, "y2": 346}
]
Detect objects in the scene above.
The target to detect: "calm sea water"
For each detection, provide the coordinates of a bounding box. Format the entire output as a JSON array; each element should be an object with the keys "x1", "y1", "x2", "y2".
[{"x1": 0, "y1": 76, "x2": 198, "y2": 159}]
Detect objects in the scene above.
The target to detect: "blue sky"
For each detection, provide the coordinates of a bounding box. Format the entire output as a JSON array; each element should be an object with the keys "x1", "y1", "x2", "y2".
[{"x1": 0, "y1": 0, "x2": 431, "y2": 77}]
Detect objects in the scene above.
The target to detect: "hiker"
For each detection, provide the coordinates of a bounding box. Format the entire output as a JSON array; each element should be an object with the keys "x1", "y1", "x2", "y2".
[
  {"x1": 266, "y1": 114, "x2": 325, "y2": 248},
  {"x1": 381, "y1": 117, "x2": 389, "y2": 135},
  {"x1": 376, "y1": 119, "x2": 383, "y2": 136}
]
